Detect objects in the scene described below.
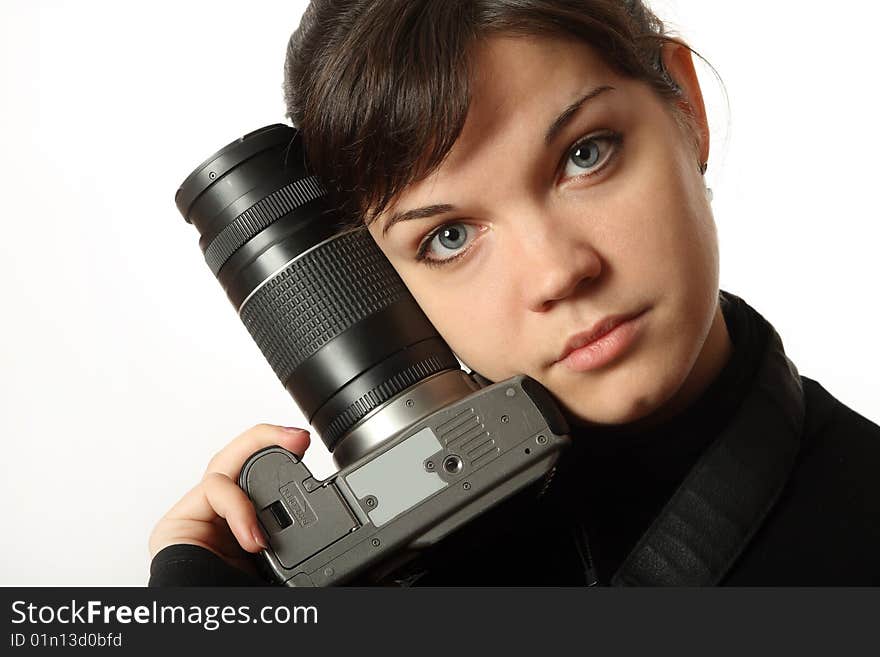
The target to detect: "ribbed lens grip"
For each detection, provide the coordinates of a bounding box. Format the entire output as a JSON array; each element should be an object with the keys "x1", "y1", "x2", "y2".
[
  {"x1": 204, "y1": 176, "x2": 325, "y2": 275},
  {"x1": 238, "y1": 229, "x2": 409, "y2": 385}
]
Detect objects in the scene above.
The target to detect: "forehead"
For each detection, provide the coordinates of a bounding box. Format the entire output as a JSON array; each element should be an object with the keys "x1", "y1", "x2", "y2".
[
  {"x1": 373, "y1": 34, "x2": 624, "y2": 225},
  {"x1": 472, "y1": 34, "x2": 616, "y2": 105},
  {"x1": 462, "y1": 36, "x2": 617, "y2": 150}
]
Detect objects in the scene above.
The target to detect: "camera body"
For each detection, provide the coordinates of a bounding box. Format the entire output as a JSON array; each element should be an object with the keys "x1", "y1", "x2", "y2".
[{"x1": 239, "y1": 372, "x2": 570, "y2": 586}]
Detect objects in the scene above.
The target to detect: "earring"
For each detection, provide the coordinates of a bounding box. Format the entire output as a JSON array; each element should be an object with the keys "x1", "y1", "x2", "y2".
[{"x1": 699, "y1": 161, "x2": 713, "y2": 202}]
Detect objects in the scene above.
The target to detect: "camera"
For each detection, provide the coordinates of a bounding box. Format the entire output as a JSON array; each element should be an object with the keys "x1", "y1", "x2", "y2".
[{"x1": 174, "y1": 124, "x2": 571, "y2": 585}]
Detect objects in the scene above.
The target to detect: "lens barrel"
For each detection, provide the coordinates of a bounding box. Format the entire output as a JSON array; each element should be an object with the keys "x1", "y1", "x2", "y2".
[{"x1": 175, "y1": 124, "x2": 462, "y2": 457}]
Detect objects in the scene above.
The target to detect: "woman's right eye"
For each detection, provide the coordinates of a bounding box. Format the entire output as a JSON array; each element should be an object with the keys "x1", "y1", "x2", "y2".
[{"x1": 415, "y1": 222, "x2": 485, "y2": 268}]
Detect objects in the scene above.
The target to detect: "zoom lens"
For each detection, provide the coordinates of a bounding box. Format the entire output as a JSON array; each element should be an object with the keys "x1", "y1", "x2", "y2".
[{"x1": 175, "y1": 124, "x2": 474, "y2": 467}]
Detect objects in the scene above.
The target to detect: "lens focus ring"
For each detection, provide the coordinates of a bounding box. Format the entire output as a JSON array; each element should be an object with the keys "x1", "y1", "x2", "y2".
[{"x1": 204, "y1": 176, "x2": 325, "y2": 275}]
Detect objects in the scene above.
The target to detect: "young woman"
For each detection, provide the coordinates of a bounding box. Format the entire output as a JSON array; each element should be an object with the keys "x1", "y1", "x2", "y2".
[{"x1": 149, "y1": 0, "x2": 880, "y2": 586}]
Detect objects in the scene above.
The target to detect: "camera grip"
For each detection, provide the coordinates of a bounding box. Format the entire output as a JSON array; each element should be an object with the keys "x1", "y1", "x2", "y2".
[{"x1": 238, "y1": 447, "x2": 359, "y2": 579}]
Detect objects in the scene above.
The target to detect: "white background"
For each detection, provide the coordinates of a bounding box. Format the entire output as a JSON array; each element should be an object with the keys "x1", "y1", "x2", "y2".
[{"x1": 1, "y1": 1, "x2": 877, "y2": 585}]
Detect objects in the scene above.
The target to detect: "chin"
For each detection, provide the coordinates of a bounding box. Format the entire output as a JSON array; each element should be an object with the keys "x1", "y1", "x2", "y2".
[
  {"x1": 538, "y1": 317, "x2": 700, "y2": 430},
  {"x1": 548, "y1": 362, "x2": 683, "y2": 431},
  {"x1": 560, "y1": 394, "x2": 656, "y2": 429}
]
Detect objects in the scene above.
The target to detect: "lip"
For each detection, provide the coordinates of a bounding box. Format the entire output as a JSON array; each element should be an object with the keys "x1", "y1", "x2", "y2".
[{"x1": 555, "y1": 309, "x2": 648, "y2": 372}]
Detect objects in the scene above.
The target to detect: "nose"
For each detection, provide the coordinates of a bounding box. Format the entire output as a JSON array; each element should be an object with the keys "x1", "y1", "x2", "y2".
[{"x1": 513, "y1": 208, "x2": 603, "y2": 313}]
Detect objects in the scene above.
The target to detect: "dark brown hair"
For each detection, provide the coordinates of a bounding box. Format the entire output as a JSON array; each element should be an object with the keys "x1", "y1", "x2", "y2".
[{"x1": 283, "y1": 0, "x2": 720, "y2": 231}]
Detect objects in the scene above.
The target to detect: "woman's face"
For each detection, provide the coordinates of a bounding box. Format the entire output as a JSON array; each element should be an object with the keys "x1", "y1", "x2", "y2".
[{"x1": 366, "y1": 34, "x2": 731, "y2": 429}]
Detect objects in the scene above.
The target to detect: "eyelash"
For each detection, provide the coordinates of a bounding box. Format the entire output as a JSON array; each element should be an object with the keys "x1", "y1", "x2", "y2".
[{"x1": 414, "y1": 130, "x2": 624, "y2": 269}]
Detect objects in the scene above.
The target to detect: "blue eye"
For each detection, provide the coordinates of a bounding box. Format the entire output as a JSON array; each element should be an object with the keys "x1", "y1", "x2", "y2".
[
  {"x1": 562, "y1": 132, "x2": 623, "y2": 181},
  {"x1": 571, "y1": 141, "x2": 601, "y2": 167},
  {"x1": 415, "y1": 222, "x2": 479, "y2": 268}
]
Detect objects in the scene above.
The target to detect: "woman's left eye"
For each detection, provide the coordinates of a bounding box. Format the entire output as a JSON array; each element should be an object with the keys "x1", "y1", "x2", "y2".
[{"x1": 561, "y1": 131, "x2": 623, "y2": 181}]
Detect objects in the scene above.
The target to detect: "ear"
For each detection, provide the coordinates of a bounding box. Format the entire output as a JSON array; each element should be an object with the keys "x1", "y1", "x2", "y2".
[{"x1": 660, "y1": 39, "x2": 710, "y2": 167}]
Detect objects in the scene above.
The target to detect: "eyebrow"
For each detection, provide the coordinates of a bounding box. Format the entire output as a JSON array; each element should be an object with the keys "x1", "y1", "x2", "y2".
[
  {"x1": 381, "y1": 84, "x2": 616, "y2": 239},
  {"x1": 382, "y1": 203, "x2": 456, "y2": 239},
  {"x1": 544, "y1": 84, "x2": 616, "y2": 146}
]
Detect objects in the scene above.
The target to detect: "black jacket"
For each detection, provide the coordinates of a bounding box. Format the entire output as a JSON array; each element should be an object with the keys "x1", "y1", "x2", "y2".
[{"x1": 149, "y1": 291, "x2": 880, "y2": 586}]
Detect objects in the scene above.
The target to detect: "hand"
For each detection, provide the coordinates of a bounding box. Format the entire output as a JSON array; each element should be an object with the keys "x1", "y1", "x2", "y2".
[{"x1": 148, "y1": 423, "x2": 311, "y2": 577}]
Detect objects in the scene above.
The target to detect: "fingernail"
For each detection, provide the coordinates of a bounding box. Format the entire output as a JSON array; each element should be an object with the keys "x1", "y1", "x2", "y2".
[
  {"x1": 283, "y1": 426, "x2": 309, "y2": 434},
  {"x1": 252, "y1": 527, "x2": 269, "y2": 550}
]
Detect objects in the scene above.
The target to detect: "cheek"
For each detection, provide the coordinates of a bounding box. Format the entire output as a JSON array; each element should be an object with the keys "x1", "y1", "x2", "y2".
[
  {"x1": 403, "y1": 272, "x2": 521, "y2": 377},
  {"x1": 618, "y1": 141, "x2": 717, "y2": 292}
]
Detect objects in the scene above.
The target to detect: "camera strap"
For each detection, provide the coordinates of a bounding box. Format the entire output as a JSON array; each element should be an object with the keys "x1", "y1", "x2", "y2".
[{"x1": 609, "y1": 320, "x2": 806, "y2": 586}]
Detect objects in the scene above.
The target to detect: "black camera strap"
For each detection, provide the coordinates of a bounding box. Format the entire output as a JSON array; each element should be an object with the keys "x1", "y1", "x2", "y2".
[{"x1": 609, "y1": 321, "x2": 806, "y2": 586}]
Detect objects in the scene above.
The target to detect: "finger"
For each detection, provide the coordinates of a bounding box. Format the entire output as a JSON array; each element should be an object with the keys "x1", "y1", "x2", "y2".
[
  {"x1": 163, "y1": 424, "x2": 311, "y2": 527},
  {"x1": 163, "y1": 481, "x2": 212, "y2": 523},
  {"x1": 200, "y1": 471, "x2": 268, "y2": 553},
  {"x1": 205, "y1": 423, "x2": 311, "y2": 480}
]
